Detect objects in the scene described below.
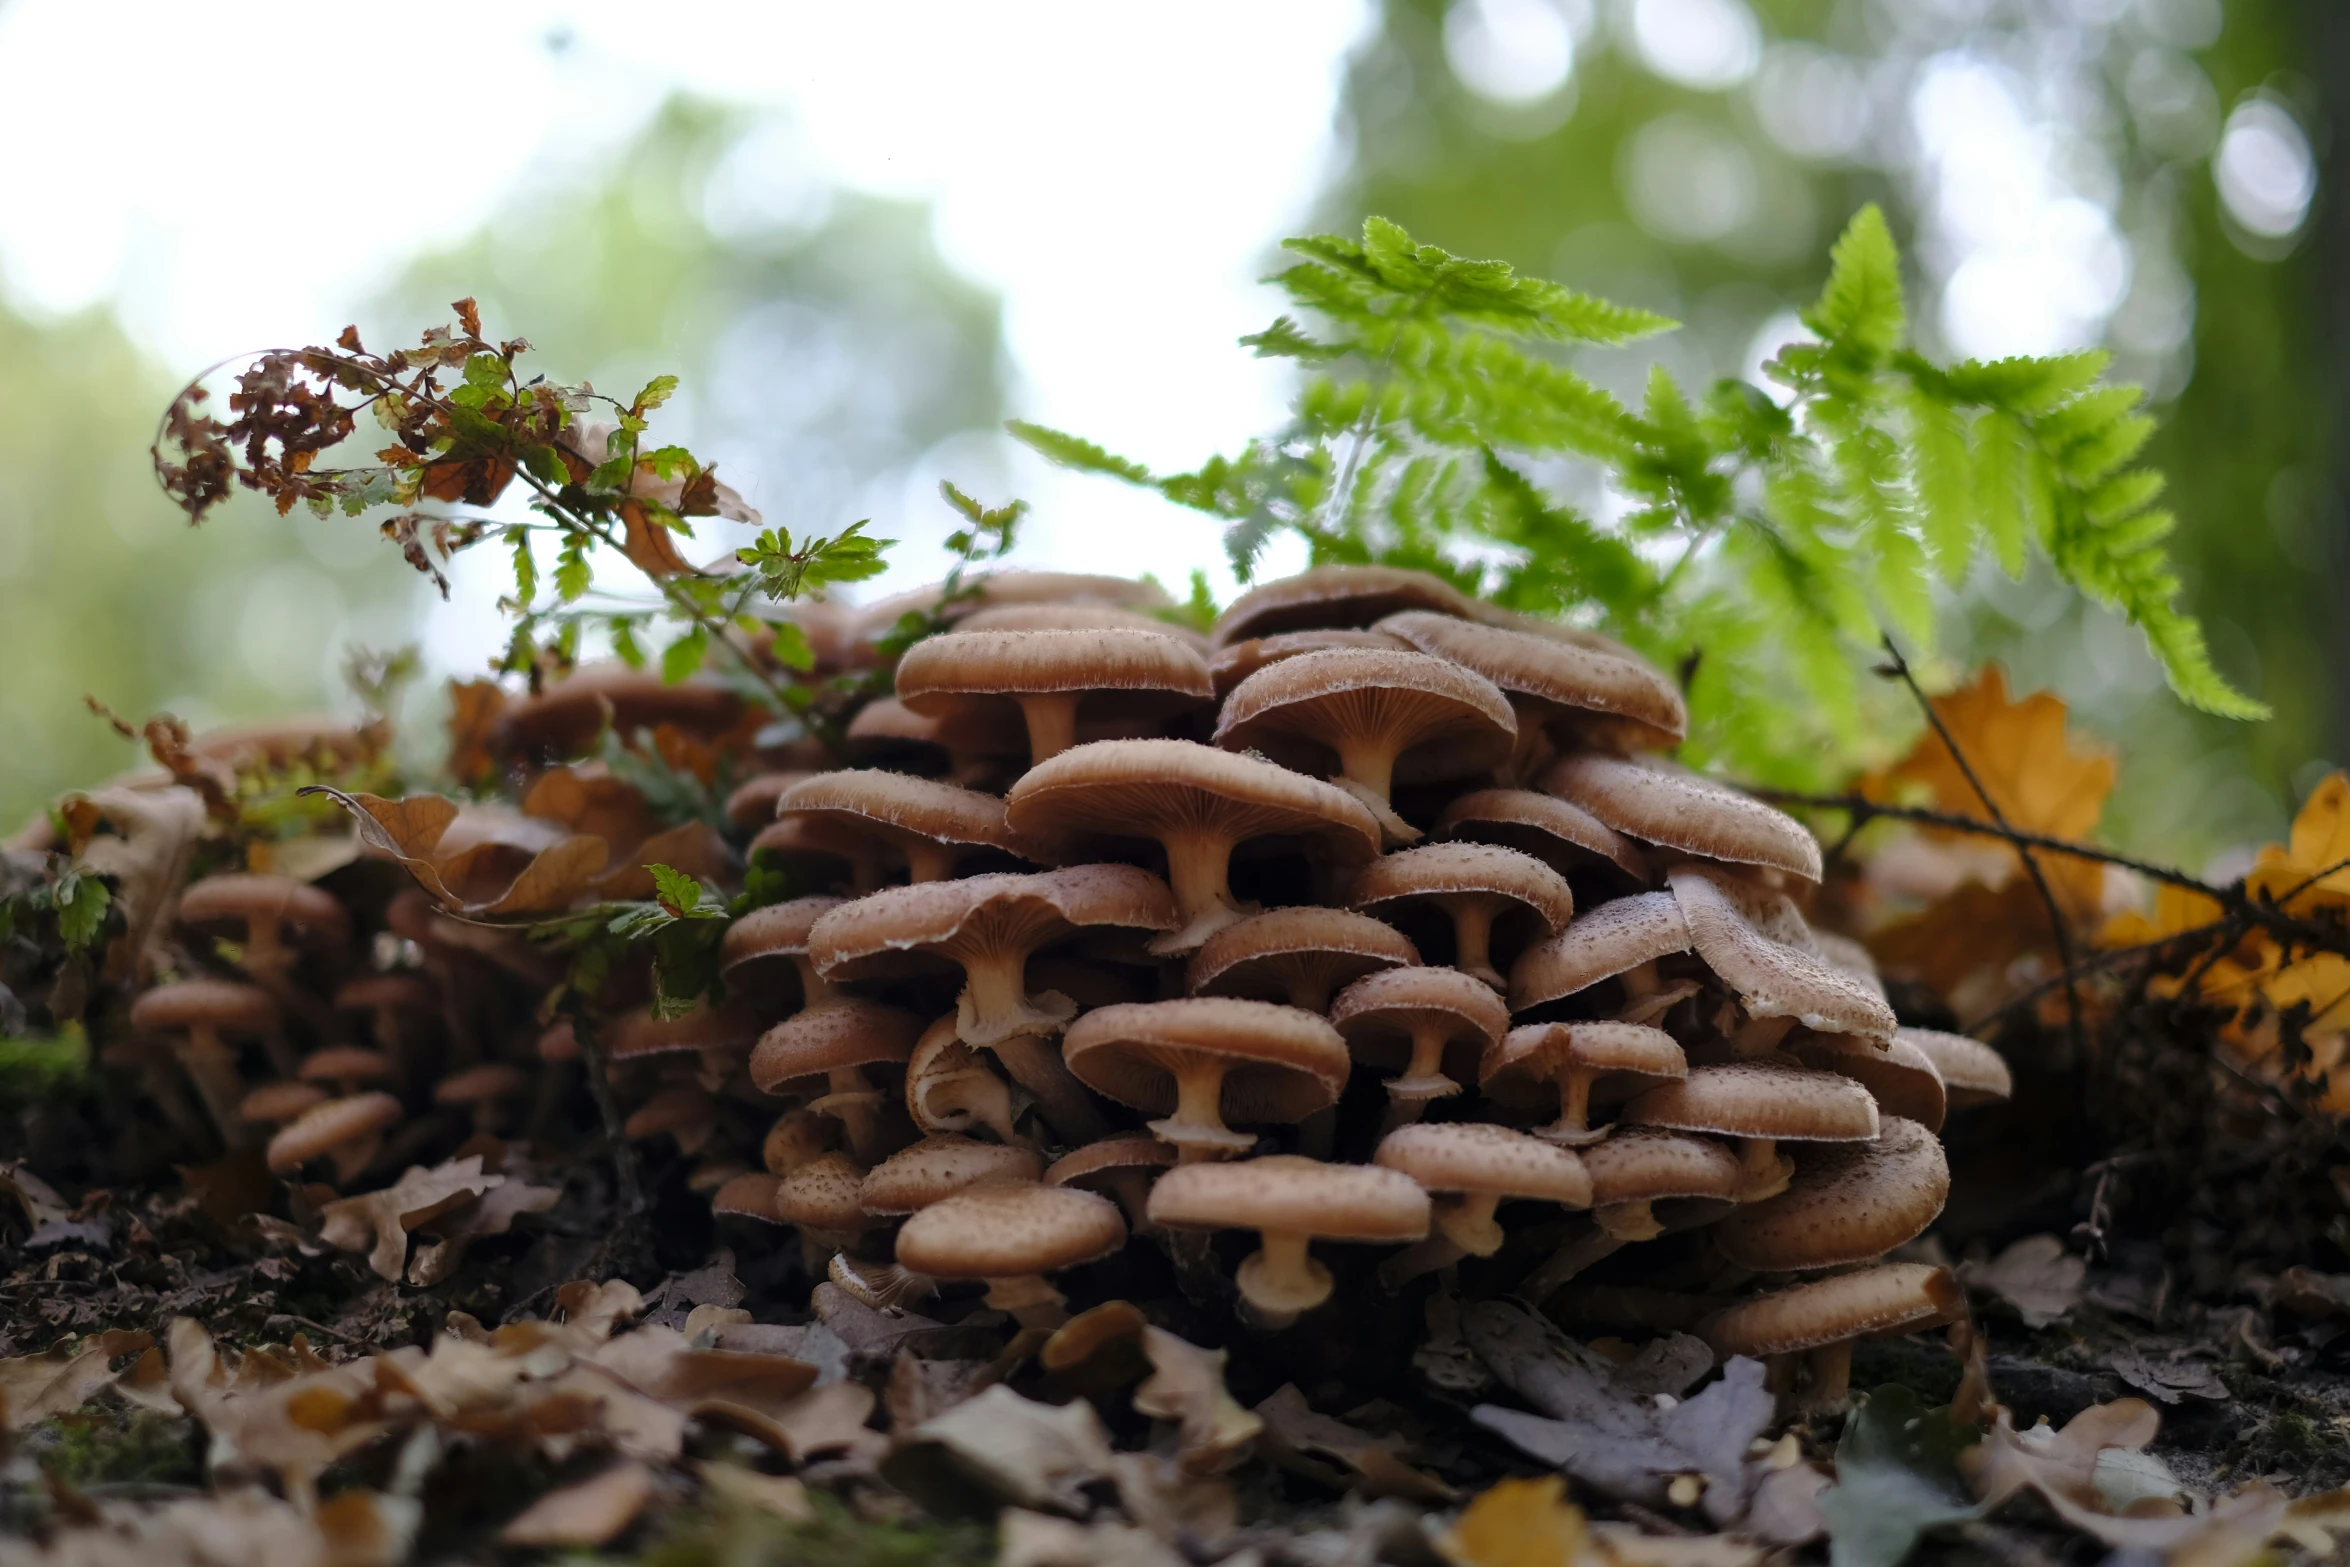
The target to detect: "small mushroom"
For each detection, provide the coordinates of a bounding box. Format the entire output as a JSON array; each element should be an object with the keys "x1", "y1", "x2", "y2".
[
  {"x1": 238, "y1": 1080, "x2": 327, "y2": 1128},
  {"x1": 893, "y1": 1183, "x2": 1128, "y2": 1329},
  {"x1": 1005, "y1": 740, "x2": 1381, "y2": 954},
  {"x1": 1064, "y1": 998, "x2": 1348, "y2": 1162},
  {"x1": 435, "y1": 1062, "x2": 532, "y2": 1136},
  {"x1": 905, "y1": 1015, "x2": 1027, "y2": 1147},
  {"x1": 1481, "y1": 1021, "x2": 1688, "y2": 1146},
  {"x1": 622, "y1": 1084, "x2": 721, "y2": 1155},
  {"x1": 1620, "y1": 1062, "x2": 1880, "y2": 1203},
  {"x1": 1209, "y1": 629, "x2": 1410, "y2": 698},
  {"x1": 1329, "y1": 967, "x2": 1510, "y2": 1126},
  {"x1": 896, "y1": 628, "x2": 1215, "y2": 767},
  {"x1": 1436, "y1": 788, "x2": 1650, "y2": 887},
  {"x1": 1508, "y1": 891, "x2": 1694, "y2": 1020},
  {"x1": 1212, "y1": 564, "x2": 1479, "y2": 645},
  {"x1": 711, "y1": 1172, "x2": 783, "y2": 1225},
  {"x1": 776, "y1": 771, "x2": 1054, "y2": 884},
  {"x1": 1705, "y1": 1263, "x2": 1964, "y2": 1416},
  {"x1": 499, "y1": 663, "x2": 742, "y2": 760},
  {"x1": 1517, "y1": 1128, "x2": 1745, "y2": 1298},
  {"x1": 267, "y1": 1091, "x2": 402, "y2": 1184},
  {"x1": 332, "y1": 973, "x2": 440, "y2": 1088},
  {"x1": 723, "y1": 771, "x2": 813, "y2": 833},
  {"x1": 298, "y1": 1046, "x2": 396, "y2": 1097},
  {"x1": 128, "y1": 979, "x2": 285, "y2": 1148},
  {"x1": 1185, "y1": 906, "x2": 1420, "y2": 1012},
  {"x1": 772, "y1": 1150, "x2": 879, "y2": 1262},
  {"x1": 178, "y1": 874, "x2": 351, "y2": 990},
  {"x1": 1215, "y1": 648, "x2": 1516, "y2": 844},
  {"x1": 1668, "y1": 868, "x2": 1895, "y2": 1051},
  {"x1": 749, "y1": 1001, "x2": 922, "y2": 1163},
  {"x1": 1145, "y1": 1155, "x2": 1431, "y2": 1329},
  {"x1": 1897, "y1": 1027, "x2": 2013, "y2": 1108},
  {"x1": 859, "y1": 1134, "x2": 1043, "y2": 1217},
  {"x1": 762, "y1": 1107, "x2": 840, "y2": 1174},
  {"x1": 1792, "y1": 1033, "x2": 1949, "y2": 1131},
  {"x1": 1350, "y1": 842, "x2": 1573, "y2": 992},
  {"x1": 606, "y1": 1000, "x2": 764, "y2": 1093},
  {"x1": 843, "y1": 698, "x2": 1021, "y2": 787},
  {"x1": 954, "y1": 600, "x2": 1209, "y2": 652},
  {"x1": 1372, "y1": 1123, "x2": 1593, "y2": 1286},
  {"x1": 1045, "y1": 1133, "x2": 1179, "y2": 1230},
  {"x1": 1713, "y1": 1117, "x2": 1951, "y2": 1272},
  {"x1": 719, "y1": 896, "x2": 849, "y2": 1012},
  {"x1": 1541, "y1": 755, "x2": 1823, "y2": 882}
]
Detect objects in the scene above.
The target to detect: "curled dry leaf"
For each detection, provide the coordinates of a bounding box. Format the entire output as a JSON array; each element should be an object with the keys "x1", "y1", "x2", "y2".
[
  {"x1": 299, "y1": 787, "x2": 609, "y2": 919},
  {"x1": 1960, "y1": 1234, "x2": 2086, "y2": 1329},
  {"x1": 316, "y1": 1156, "x2": 501, "y2": 1282},
  {"x1": 0, "y1": 1330, "x2": 154, "y2": 1430},
  {"x1": 497, "y1": 1459, "x2": 658, "y2": 1547},
  {"x1": 1253, "y1": 1384, "x2": 1456, "y2": 1503},
  {"x1": 1131, "y1": 1325, "x2": 1261, "y2": 1476},
  {"x1": 1960, "y1": 1396, "x2": 2163, "y2": 1512},
  {"x1": 405, "y1": 1174, "x2": 561, "y2": 1287},
  {"x1": 167, "y1": 1317, "x2": 388, "y2": 1502},
  {"x1": 881, "y1": 1383, "x2": 1116, "y2": 1516},
  {"x1": 697, "y1": 1461, "x2": 815, "y2": 1522}
]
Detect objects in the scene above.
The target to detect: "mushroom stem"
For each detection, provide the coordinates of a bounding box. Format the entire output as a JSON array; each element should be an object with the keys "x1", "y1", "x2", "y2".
[
  {"x1": 1620, "y1": 961, "x2": 1661, "y2": 1003},
  {"x1": 1498, "y1": 698, "x2": 1558, "y2": 790},
  {"x1": 846, "y1": 845, "x2": 885, "y2": 896},
  {"x1": 1014, "y1": 695, "x2": 1082, "y2": 765},
  {"x1": 1796, "y1": 1339, "x2": 1857, "y2": 1417},
  {"x1": 1535, "y1": 1069, "x2": 1603, "y2": 1146},
  {"x1": 828, "y1": 1253, "x2": 938, "y2": 1313},
  {"x1": 1235, "y1": 1227, "x2": 1331, "y2": 1328},
  {"x1": 1438, "y1": 893, "x2": 1508, "y2": 991},
  {"x1": 820, "y1": 1065, "x2": 889, "y2": 1164},
  {"x1": 1382, "y1": 1024, "x2": 1462, "y2": 1128},
  {"x1": 1150, "y1": 828, "x2": 1254, "y2": 955},
  {"x1": 1735, "y1": 1138, "x2": 1793, "y2": 1202},
  {"x1": 987, "y1": 1034, "x2": 1109, "y2": 1144},
  {"x1": 1330, "y1": 739, "x2": 1400, "y2": 819},
  {"x1": 1595, "y1": 1198, "x2": 1663, "y2": 1242},
  {"x1": 1379, "y1": 1232, "x2": 1469, "y2": 1290},
  {"x1": 1519, "y1": 1224, "x2": 1630, "y2": 1302},
  {"x1": 1434, "y1": 1191, "x2": 1506, "y2": 1257},
  {"x1": 173, "y1": 1025, "x2": 255, "y2": 1149},
  {"x1": 1729, "y1": 1015, "x2": 1796, "y2": 1057},
  {"x1": 902, "y1": 840, "x2": 962, "y2": 885},
  {"x1": 791, "y1": 955, "x2": 836, "y2": 1009},
  {"x1": 1150, "y1": 1059, "x2": 1253, "y2": 1161},
  {"x1": 956, "y1": 954, "x2": 1077, "y2": 1048},
  {"x1": 984, "y1": 1273, "x2": 1069, "y2": 1330}
]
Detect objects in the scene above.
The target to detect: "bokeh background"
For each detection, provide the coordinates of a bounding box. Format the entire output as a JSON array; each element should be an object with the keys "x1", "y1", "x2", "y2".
[{"x1": 0, "y1": 0, "x2": 2336, "y2": 871}]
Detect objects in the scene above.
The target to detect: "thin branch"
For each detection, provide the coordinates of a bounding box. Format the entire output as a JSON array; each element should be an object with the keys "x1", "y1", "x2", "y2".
[{"x1": 1754, "y1": 789, "x2": 2215, "y2": 892}]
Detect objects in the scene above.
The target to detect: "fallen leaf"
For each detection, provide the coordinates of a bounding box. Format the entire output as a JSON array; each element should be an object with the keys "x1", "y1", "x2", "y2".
[
  {"x1": 1132, "y1": 1326, "x2": 1261, "y2": 1476},
  {"x1": 0, "y1": 1161, "x2": 72, "y2": 1229},
  {"x1": 498, "y1": 1460, "x2": 657, "y2": 1547},
  {"x1": 316, "y1": 1157, "x2": 501, "y2": 1282},
  {"x1": 2275, "y1": 1265, "x2": 2350, "y2": 1316},
  {"x1": 1960, "y1": 1396, "x2": 2162, "y2": 1511},
  {"x1": 0, "y1": 1330, "x2": 154, "y2": 1430},
  {"x1": 1439, "y1": 1475, "x2": 1586, "y2": 1567},
  {"x1": 1816, "y1": 1386, "x2": 1984, "y2": 1567},
  {"x1": 300, "y1": 786, "x2": 609, "y2": 918},
  {"x1": 1590, "y1": 1525, "x2": 1767, "y2": 1567},
  {"x1": 887, "y1": 1352, "x2": 996, "y2": 1431},
  {"x1": 406, "y1": 1175, "x2": 560, "y2": 1286},
  {"x1": 1863, "y1": 665, "x2": 2115, "y2": 854},
  {"x1": 704, "y1": 1380, "x2": 877, "y2": 1463},
  {"x1": 1960, "y1": 1235, "x2": 2086, "y2": 1329},
  {"x1": 881, "y1": 1383, "x2": 1116, "y2": 1516},
  {"x1": 1255, "y1": 1384, "x2": 1456, "y2": 1503},
  {"x1": 698, "y1": 1461, "x2": 814, "y2": 1521},
  {"x1": 2106, "y1": 1349, "x2": 2228, "y2": 1406},
  {"x1": 999, "y1": 1508, "x2": 1190, "y2": 1567}
]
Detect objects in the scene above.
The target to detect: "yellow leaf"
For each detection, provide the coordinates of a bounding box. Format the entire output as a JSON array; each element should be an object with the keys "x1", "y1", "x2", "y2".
[
  {"x1": 1441, "y1": 1476, "x2": 1590, "y2": 1567},
  {"x1": 2246, "y1": 772, "x2": 2350, "y2": 912},
  {"x1": 1866, "y1": 666, "x2": 2116, "y2": 841}
]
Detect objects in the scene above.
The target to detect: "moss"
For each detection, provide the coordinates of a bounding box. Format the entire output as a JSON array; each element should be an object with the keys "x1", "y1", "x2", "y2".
[
  {"x1": 26, "y1": 1409, "x2": 201, "y2": 1489},
  {"x1": 0, "y1": 1029, "x2": 93, "y2": 1111},
  {"x1": 628, "y1": 1491, "x2": 993, "y2": 1567}
]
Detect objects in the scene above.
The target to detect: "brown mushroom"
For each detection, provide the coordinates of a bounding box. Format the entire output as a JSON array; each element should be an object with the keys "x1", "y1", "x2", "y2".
[
  {"x1": 1209, "y1": 629, "x2": 1410, "y2": 698},
  {"x1": 435, "y1": 1062, "x2": 532, "y2": 1136},
  {"x1": 1045, "y1": 1133, "x2": 1179, "y2": 1230},
  {"x1": 893, "y1": 1182, "x2": 1127, "y2": 1329},
  {"x1": 500, "y1": 663, "x2": 742, "y2": 759},
  {"x1": 1897, "y1": 1028, "x2": 2013, "y2": 1108},
  {"x1": 1064, "y1": 998, "x2": 1349, "y2": 1161},
  {"x1": 1713, "y1": 1116, "x2": 1951, "y2": 1271},
  {"x1": 1005, "y1": 740, "x2": 1382, "y2": 954},
  {"x1": 1436, "y1": 788, "x2": 1650, "y2": 886},
  {"x1": 1542, "y1": 755, "x2": 1823, "y2": 882},
  {"x1": 1668, "y1": 868, "x2": 1896, "y2": 1050},
  {"x1": 1379, "y1": 610, "x2": 1687, "y2": 774},
  {"x1": 711, "y1": 1171, "x2": 784, "y2": 1225},
  {"x1": 128, "y1": 979, "x2": 285, "y2": 1148},
  {"x1": 1215, "y1": 648, "x2": 1516, "y2": 843},
  {"x1": 1372, "y1": 1123, "x2": 1593, "y2": 1285},
  {"x1": 896, "y1": 628, "x2": 1214, "y2": 767},
  {"x1": 1185, "y1": 906, "x2": 1420, "y2": 1012},
  {"x1": 772, "y1": 1151, "x2": 879, "y2": 1265},
  {"x1": 1620, "y1": 1062, "x2": 1880, "y2": 1202},
  {"x1": 1329, "y1": 966, "x2": 1510, "y2": 1125},
  {"x1": 748, "y1": 1000, "x2": 923, "y2": 1162},
  {"x1": 607, "y1": 1000, "x2": 765, "y2": 1093},
  {"x1": 331, "y1": 974, "x2": 439, "y2": 1088},
  {"x1": 859, "y1": 1134, "x2": 1043, "y2": 1216},
  {"x1": 904, "y1": 1013, "x2": 1029, "y2": 1146},
  {"x1": 1212, "y1": 564, "x2": 1478, "y2": 646},
  {"x1": 622, "y1": 1084, "x2": 721, "y2": 1154},
  {"x1": 776, "y1": 771, "x2": 1054, "y2": 885},
  {"x1": 1480, "y1": 1021, "x2": 1689, "y2": 1146},
  {"x1": 1706, "y1": 1263, "x2": 1964, "y2": 1416},
  {"x1": 859, "y1": 570, "x2": 1173, "y2": 642},
  {"x1": 239, "y1": 1080, "x2": 327, "y2": 1127},
  {"x1": 1791, "y1": 1033, "x2": 1949, "y2": 1131},
  {"x1": 762, "y1": 1107, "x2": 840, "y2": 1174},
  {"x1": 843, "y1": 697, "x2": 1022, "y2": 787},
  {"x1": 298, "y1": 1046, "x2": 396, "y2": 1097},
  {"x1": 723, "y1": 771, "x2": 812, "y2": 832},
  {"x1": 266, "y1": 1091, "x2": 401, "y2": 1184},
  {"x1": 1350, "y1": 842, "x2": 1573, "y2": 992},
  {"x1": 955, "y1": 600, "x2": 1209, "y2": 653},
  {"x1": 1145, "y1": 1155, "x2": 1431, "y2": 1328},
  {"x1": 178, "y1": 874, "x2": 350, "y2": 987},
  {"x1": 1517, "y1": 1128, "x2": 1745, "y2": 1298},
  {"x1": 1508, "y1": 891, "x2": 1694, "y2": 1021},
  {"x1": 719, "y1": 895, "x2": 850, "y2": 1012}
]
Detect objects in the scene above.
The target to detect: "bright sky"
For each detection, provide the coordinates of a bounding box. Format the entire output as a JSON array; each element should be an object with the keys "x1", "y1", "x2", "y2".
[{"x1": 0, "y1": 0, "x2": 1368, "y2": 672}]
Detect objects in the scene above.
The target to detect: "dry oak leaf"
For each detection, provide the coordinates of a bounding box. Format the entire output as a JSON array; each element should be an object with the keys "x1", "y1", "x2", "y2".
[
  {"x1": 316, "y1": 1156, "x2": 501, "y2": 1282},
  {"x1": 1131, "y1": 1325, "x2": 1262, "y2": 1476},
  {"x1": 299, "y1": 787, "x2": 607, "y2": 918},
  {"x1": 1960, "y1": 1396, "x2": 2162, "y2": 1512},
  {"x1": 4, "y1": 1486, "x2": 409, "y2": 1567},
  {"x1": 1253, "y1": 1384, "x2": 1457, "y2": 1503},
  {"x1": 404, "y1": 1174, "x2": 562, "y2": 1287},
  {"x1": 166, "y1": 1318, "x2": 387, "y2": 1502},
  {"x1": 697, "y1": 1462, "x2": 815, "y2": 1521},
  {"x1": 1960, "y1": 1234, "x2": 2087, "y2": 1329},
  {"x1": 2246, "y1": 771, "x2": 2350, "y2": 912},
  {"x1": 881, "y1": 1383, "x2": 1117, "y2": 1516},
  {"x1": 496, "y1": 1460, "x2": 658, "y2": 1548},
  {"x1": 0, "y1": 1330, "x2": 154, "y2": 1430}
]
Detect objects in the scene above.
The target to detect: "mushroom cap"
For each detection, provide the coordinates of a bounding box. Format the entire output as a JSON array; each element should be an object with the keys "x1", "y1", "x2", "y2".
[
  {"x1": 723, "y1": 771, "x2": 811, "y2": 831},
  {"x1": 1064, "y1": 998, "x2": 1350, "y2": 1125},
  {"x1": 1214, "y1": 648, "x2": 1518, "y2": 784},
  {"x1": 808, "y1": 865, "x2": 1178, "y2": 983},
  {"x1": 624, "y1": 1085, "x2": 718, "y2": 1141},
  {"x1": 1482, "y1": 1021, "x2": 1688, "y2": 1093},
  {"x1": 1792, "y1": 1033, "x2": 1948, "y2": 1132},
  {"x1": 1705, "y1": 1263, "x2": 1964, "y2": 1359},
  {"x1": 1005, "y1": 740, "x2": 1382, "y2": 860},
  {"x1": 178, "y1": 874, "x2": 351, "y2": 943},
  {"x1": 1213, "y1": 564, "x2": 1478, "y2": 647},
  {"x1": 843, "y1": 697, "x2": 1022, "y2": 765},
  {"x1": 1898, "y1": 1028, "x2": 2013, "y2": 1107},
  {"x1": 1542, "y1": 755, "x2": 1823, "y2": 882},
  {"x1": 239, "y1": 1081, "x2": 327, "y2": 1124},
  {"x1": 1185, "y1": 906, "x2": 1419, "y2": 1003},
  {"x1": 297, "y1": 1046, "x2": 395, "y2": 1085},
  {"x1": 954, "y1": 600, "x2": 1209, "y2": 653},
  {"x1": 1045, "y1": 1132, "x2": 1180, "y2": 1189},
  {"x1": 1378, "y1": 610, "x2": 1687, "y2": 748},
  {"x1": 893, "y1": 1183, "x2": 1127, "y2": 1279},
  {"x1": 711, "y1": 1172, "x2": 784, "y2": 1222},
  {"x1": 763, "y1": 1107, "x2": 840, "y2": 1173},
  {"x1": 266, "y1": 1092, "x2": 401, "y2": 1173},
  {"x1": 607, "y1": 1000, "x2": 764, "y2": 1062},
  {"x1": 777, "y1": 771, "x2": 1054, "y2": 864},
  {"x1": 859, "y1": 1134, "x2": 1045, "y2": 1216},
  {"x1": 1668, "y1": 869, "x2": 1896, "y2": 1040},
  {"x1": 1209, "y1": 629, "x2": 1410, "y2": 698},
  {"x1": 1713, "y1": 1117, "x2": 1951, "y2": 1271},
  {"x1": 435, "y1": 1063, "x2": 531, "y2": 1106},
  {"x1": 536, "y1": 1021, "x2": 579, "y2": 1063},
  {"x1": 1437, "y1": 789, "x2": 1650, "y2": 883},
  {"x1": 1330, "y1": 967, "x2": 1512, "y2": 1063},
  {"x1": 750, "y1": 1000, "x2": 924, "y2": 1094},
  {"x1": 1622, "y1": 1063, "x2": 1880, "y2": 1143},
  {"x1": 771, "y1": 1151, "x2": 873, "y2": 1232},
  {"x1": 502, "y1": 664, "x2": 742, "y2": 755},
  {"x1": 897, "y1": 627, "x2": 1213, "y2": 705},
  {"x1": 129, "y1": 978, "x2": 282, "y2": 1034},
  {"x1": 720, "y1": 895, "x2": 850, "y2": 980},
  {"x1": 1373, "y1": 1122, "x2": 1593, "y2": 1206},
  {"x1": 1508, "y1": 892, "x2": 1692, "y2": 1012},
  {"x1": 857, "y1": 570, "x2": 1173, "y2": 640},
  {"x1": 1350, "y1": 842, "x2": 1575, "y2": 931},
  {"x1": 1811, "y1": 931, "x2": 1886, "y2": 996},
  {"x1": 1579, "y1": 1127, "x2": 1746, "y2": 1205},
  {"x1": 332, "y1": 973, "x2": 437, "y2": 1014},
  {"x1": 1146, "y1": 1154, "x2": 1432, "y2": 1242}
]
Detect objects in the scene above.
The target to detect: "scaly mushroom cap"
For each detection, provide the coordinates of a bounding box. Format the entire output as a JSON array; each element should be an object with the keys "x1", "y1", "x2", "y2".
[
  {"x1": 808, "y1": 866, "x2": 1178, "y2": 985},
  {"x1": 1373, "y1": 1122, "x2": 1594, "y2": 1208},
  {"x1": 1705, "y1": 1263, "x2": 1964, "y2": 1359},
  {"x1": 297, "y1": 1047, "x2": 395, "y2": 1086},
  {"x1": 1185, "y1": 906, "x2": 1419, "y2": 1008},
  {"x1": 770, "y1": 1152, "x2": 873, "y2": 1233},
  {"x1": 711, "y1": 1173, "x2": 784, "y2": 1223},
  {"x1": 501, "y1": 664, "x2": 743, "y2": 756},
  {"x1": 1063, "y1": 999, "x2": 1350, "y2": 1125},
  {"x1": 332, "y1": 974, "x2": 437, "y2": 1016},
  {"x1": 1668, "y1": 868, "x2": 1897, "y2": 1041},
  {"x1": 1378, "y1": 610, "x2": 1687, "y2": 749},
  {"x1": 624, "y1": 1085, "x2": 718, "y2": 1143},
  {"x1": 1209, "y1": 629, "x2": 1411, "y2": 697},
  {"x1": 1508, "y1": 892, "x2": 1693, "y2": 1012},
  {"x1": 1542, "y1": 755, "x2": 1823, "y2": 882},
  {"x1": 1793, "y1": 1033, "x2": 1949, "y2": 1131},
  {"x1": 1147, "y1": 1155, "x2": 1432, "y2": 1242},
  {"x1": 266, "y1": 1092, "x2": 401, "y2": 1174},
  {"x1": 749, "y1": 1000, "x2": 923, "y2": 1094},
  {"x1": 239, "y1": 1081, "x2": 327, "y2": 1124},
  {"x1": 954, "y1": 600, "x2": 1210, "y2": 653},
  {"x1": 607, "y1": 1000, "x2": 764, "y2": 1063},
  {"x1": 763, "y1": 1107, "x2": 840, "y2": 1173},
  {"x1": 859, "y1": 1134, "x2": 1045, "y2": 1216},
  {"x1": 1046, "y1": 1133, "x2": 1179, "y2": 1190},
  {"x1": 1350, "y1": 843, "x2": 1575, "y2": 985},
  {"x1": 129, "y1": 979, "x2": 282, "y2": 1034},
  {"x1": 1811, "y1": 931, "x2": 1887, "y2": 996},
  {"x1": 1714, "y1": 1117, "x2": 1951, "y2": 1271},
  {"x1": 1898, "y1": 1028, "x2": 2014, "y2": 1108},
  {"x1": 178, "y1": 873, "x2": 351, "y2": 946},
  {"x1": 1437, "y1": 789, "x2": 1651, "y2": 884},
  {"x1": 896, "y1": 628, "x2": 1213, "y2": 707},
  {"x1": 1622, "y1": 1062, "x2": 1881, "y2": 1144},
  {"x1": 893, "y1": 1183, "x2": 1127, "y2": 1280},
  {"x1": 434, "y1": 1063, "x2": 531, "y2": 1108},
  {"x1": 1213, "y1": 564, "x2": 1479, "y2": 647},
  {"x1": 1329, "y1": 967, "x2": 1512, "y2": 1079},
  {"x1": 719, "y1": 896, "x2": 850, "y2": 983},
  {"x1": 1482, "y1": 1021, "x2": 1688, "y2": 1096},
  {"x1": 1215, "y1": 648, "x2": 1518, "y2": 788},
  {"x1": 776, "y1": 771, "x2": 1056, "y2": 876},
  {"x1": 723, "y1": 772, "x2": 809, "y2": 831},
  {"x1": 1580, "y1": 1127, "x2": 1745, "y2": 1206}
]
